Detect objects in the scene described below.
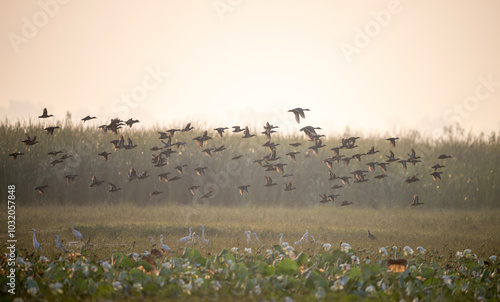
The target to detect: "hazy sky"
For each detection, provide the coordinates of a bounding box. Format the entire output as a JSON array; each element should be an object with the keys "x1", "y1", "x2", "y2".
[{"x1": 1, "y1": 1, "x2": 499, "y2": 137}]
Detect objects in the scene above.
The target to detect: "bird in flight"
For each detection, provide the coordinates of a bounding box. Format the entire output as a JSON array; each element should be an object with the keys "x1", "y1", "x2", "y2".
[
  {"x1": 108, "y1": 182, "x2": 121, "y2": 192},
  {"x1": 386, "y1": 137, "x2": 399, "y2": 148},
  {"x1": 44, "y1": 126, "x2": 60, "y2": 135},
  {"x1": 410, "y1": 194, "x2": 424, "y2": 206},
  {"x1": 8, "y1": 152, "x2": 24, "y2": 161},
  {"x1": 237, "y1": 185, "x2": 251, "y2": 195},
  {"x1": 340, "y1": 200, "x2": 353, "y2": 206},
  {"x1": 200, "y1": 189, "x2": 214, "y2": 199},
  {"x1": 82, "y1": 115, "x2": 97, "y2": 122},
  {"x1": 35, "y1": 185, "x2": 49, "y2": 194},
  {"x1": 288, "y1": 107, "x2": 310, "y2": 124},
  {"x1": 64, "y1": 174, "x2": 79, "y2": 186},
  {"x1": 38, "y1": 108, "x2": 53, "y2": 118}
]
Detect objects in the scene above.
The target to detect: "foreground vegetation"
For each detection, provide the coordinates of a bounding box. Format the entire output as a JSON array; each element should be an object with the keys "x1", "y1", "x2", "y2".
[
  {"x1": 1, "y1": 205, "x2": 499, "y2": 300},
  {"x1": 2, "y1": 245, "x2": 498, "y2": 301},
  {"x1": 1, "y1": 118, "x2": 499, "y2": 208}
]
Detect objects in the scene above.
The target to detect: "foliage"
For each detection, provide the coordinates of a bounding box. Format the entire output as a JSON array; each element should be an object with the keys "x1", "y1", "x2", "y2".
[
  {"x1": 1, "y1": 246, "x2": 498, "y2": 301},
  {"x1": 1, "y1": 119, "x2": 499, "y2": 208}
]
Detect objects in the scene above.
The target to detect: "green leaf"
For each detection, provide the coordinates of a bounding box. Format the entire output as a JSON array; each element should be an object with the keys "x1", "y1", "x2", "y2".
[
  {"x1": 422, "y1": 267, "x2": 434, "y2": 279},
  {"x1": 255, "y1": 261, "x2": 266, "y2": 274},
  {"x1": 264, "y1": 265, "x2": 275, "y2": 276},
  {"x1": 295, "y1": 252, "x2": 308, "y2": 266},
  {"x1": 348, "y1": 267, "x2": 361, "y2": 279},
  {"x1": 94, "y1": 283, "x2": 114, "y2": 299},
  {"x1": 130, "y1": 268, "x2": 146, "y2": 283},
  {"x1": 188, "y1": 249, "x2": 202, "y2": 263},
  {"x1": 224, "y1": 253, "x2": 236, "y2": 263},
  {"x1": 306, "y1": 270, "x2": 321, "y2": 290},
  {"x1": 114, "y1": 253, "x2": 136, "y2": 269},
  {"x1": 73, "y1": 278, "x2": 88, "y2": 294},
  {"x1": 423, "y1": 277, "x2": 439, "y2": 286},
  {"x1": 143, "y1": 282, "x2": 159, "y2": 294},
  {"x1": 273, "y1": 244, "x2": 285, "y2": 254},
  {"x1": 27, "y1": 277, "x2": 40, "y2": 296},
  {"x1": 277, "y1": 259, "x2": 298, "y2": 275},
  {"x1": 236, "y1": 263, "x2": 248, "y2": 279},
  {"x1": 218, "y1": 248, "x2": 228, "y2": 257}
]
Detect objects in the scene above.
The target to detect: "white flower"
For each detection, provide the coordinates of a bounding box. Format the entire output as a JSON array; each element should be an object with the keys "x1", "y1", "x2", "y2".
[
  {"x1": 133, "y1": 283, "x2": 143, "y2": 291},
  {"x1": 377, "y1": 280, "x2": 386, "y2": 292},
  {"x1": 81, "y1": 263, "x2": 89, "y2": 278},
  {"x1": 403, "y1": 246, "x2": 414, "y2": 256},
  {"x1": 230, "y1": 247, "x2": 239, "y2": 253},
  {"x1": 194, "y1": 277, "x2": 204, "y2": 288},
  {"x1": 351, "y1": 255, "x2": 360, "y2": 265},
  {"x1": 489, "y1": 255, "x2": 497, "y2": 261},
  {"x1": 379, "y1": 247, "x2": 388, "y2": 256},
  {"x1": 392, "y1": 245, "x2": 398, "y2": 251},
  {"x1": 244, "y1": 248, "x2": 252, "y2": 254},
  {"x1": 441, "y1": 275, "x2": 452, "y2": 286},
  {"x1": 331, "y1": 279, "x2": 345, "y2": 291},
  {"x1": 112, "y1": 281, "x2": 122, "y2": 291},
  {"x1": 323, "y1": 243, "x2": 332, "y2": 251},
  {"x1": 416, "y1": 246, "x2": 426, "y2": 254},
  {"x1": 39, "y1": 256, "x2": 50, "y2": 263},
  {"x1": 49, "y1": 282, "x2": 63, "y2": 294},
  {"x1": 315, "y1": 286, "x2": 326, "y2": 299},
  {"x1": 27, "y1": 287, "x2": 38, "y2": 296},
  {"x1": 282, "y1": 242, "x2": 289, "y2": 248},
  {"x1": 183, "y1": 282, "x2": 192, "y2": 295},
  {"x1": 340, "y1": 263, "x2": 350, "y2": 272},
  {"x1": 285, "y1": 246, "x2": 294, "y2": 252},
  {"x1": 266, "y1": 249, "x2": 273, "y2": 255},
  {"x1": 341, "y1": 243, "x2": 351, "y2": 252},
  {"x1": 16, "y1": 257, "x2": 25, "y2": 266},
  {"x1": 101, "y1": 261, "x2": 112, "y2": 272},
  {"x1": 211, "y1": 281, "x2": 221, "y2": 291},
  {"x1": 27, "y1": 277, "x2": 39, "y2": 297},
  {"x1": 365, "y1": 285, "x2": 376, "y2": 294},
  {"x1": 456, "y1": 251, "x2": 463, "y2": 258},
  {"x1": 463, "y1": 249, "x2": 472, "y2": 255}
]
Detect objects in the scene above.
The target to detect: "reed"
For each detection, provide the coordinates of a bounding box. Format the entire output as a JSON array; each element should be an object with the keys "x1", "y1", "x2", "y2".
[{"x1": 1, "y1": 119, "x2": 499, "y2": 208}]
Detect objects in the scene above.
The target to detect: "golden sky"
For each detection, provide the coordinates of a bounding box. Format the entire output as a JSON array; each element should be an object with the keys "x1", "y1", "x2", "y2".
[{"x1": 1, "y1": 1, "x2": 499, "y2": 137}]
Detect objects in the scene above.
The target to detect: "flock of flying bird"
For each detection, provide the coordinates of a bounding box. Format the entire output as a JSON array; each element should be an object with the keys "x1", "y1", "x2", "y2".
[
  {"x1": 12, "y1": 107, "x2": 453, "y2": 253},
  {"x1": 10, "y1": 107, "x2": 452, "y2": 206}
]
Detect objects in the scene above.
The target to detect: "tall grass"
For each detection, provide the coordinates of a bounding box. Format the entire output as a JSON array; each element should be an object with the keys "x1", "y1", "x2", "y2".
[
  {"x1": 1, "y1": 118, "x2": 499, "y2": 208},
  {"x1": 7, "y1": 204, "x2": 500, "y2": 259}
]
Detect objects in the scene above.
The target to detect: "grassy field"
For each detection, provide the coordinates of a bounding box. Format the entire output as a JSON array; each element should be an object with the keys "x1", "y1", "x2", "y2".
[
  {"x1": 1, "y1": 205, "x2": 499, "y2": 300},
  {"x1": 6, "y1": 204, "x2": 500, "y2": 259}
]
